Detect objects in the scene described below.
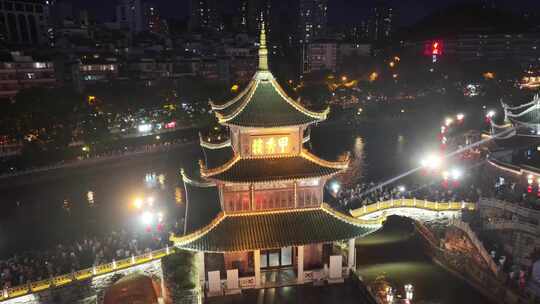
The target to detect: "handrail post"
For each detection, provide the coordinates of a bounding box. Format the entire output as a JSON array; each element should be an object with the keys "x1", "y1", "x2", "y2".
[
  {"x1": 92, "y1": 265, "x2": 97, "y2": 275},
  {"x1": 413, "y1": 197, "x2": 416, "y2": 206},
  {"x1": 112, "y1": 259, "x2": 117, "y2": 269},
  {"x1": 3, "y1": 288, "x2": 8, "y2": 298},
  {"x1": 150, "y1": 251, "x2": 153, "y2": 259},
  {"x1": 131, "y1": 255, "x2": 136, "y2": 264},
  {"x1": 166, "y1": 245, "x2": 170, "y2": 254}
]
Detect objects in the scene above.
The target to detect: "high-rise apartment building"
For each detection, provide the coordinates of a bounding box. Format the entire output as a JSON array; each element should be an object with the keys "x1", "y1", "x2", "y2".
[
  {"x1": 368, "y1": 1, "x2": 393, "y2": 42},
  {"x1": 298, "y1": 0, "x2": 328, "y2": 44},
  {"x1": 188, "y1": 0, "x2": 222, "y2": 32},
  {"x1": 0, "y1": 0, "x2": 51, "y2": 45},
  {"x1": 116, "y1": 0, "x2": 161, "y2": 34}
]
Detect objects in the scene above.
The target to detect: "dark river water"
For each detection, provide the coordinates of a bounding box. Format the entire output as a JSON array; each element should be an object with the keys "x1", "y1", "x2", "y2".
[{"x1": 0, "y1": 112, "x2": 491, "y2": 303}]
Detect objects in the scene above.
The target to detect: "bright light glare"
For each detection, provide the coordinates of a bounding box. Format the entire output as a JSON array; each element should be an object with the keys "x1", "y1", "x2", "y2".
[
  {"x1": 141, "y1": 211, "x2": 153, "y2": 225},
  {"x1": 421, "y1": 154, "x2": 442, "y2": 169},
  {"x1": 398, "y1": 185, "x2": 406, "y2": 192},
  {"x1": 456, "y1": 113, "x2": 464, "y2": 120},
  {"x1": 134, "y1": 198, "x2": 143, "y2": 209},
  {"x1": 442, "y1": 171, "x2": 450, "y2": 180},
  {"x1": 451, "y1": 168, "x2": 462, "y2": 180},
  {"x1": 138, "y1": 124, "x2": 152, "y2": 133},
  {"x1": 147, "y1": 196, "x2": 155, "y2": 205},
  {"x1": 445, "y1": 118, "x2": 453, "y2": 126},
  {"x1": 487, "y1": 110, "x2": 496, "y2": 118},
  {"x1": 331, "y1": 182, "x2": 340, "y2": 193}
]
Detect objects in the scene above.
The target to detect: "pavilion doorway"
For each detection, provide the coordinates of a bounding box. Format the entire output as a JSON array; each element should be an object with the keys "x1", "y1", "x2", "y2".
[{"x1": 260, "y1": 247, "x2": 292, "y2": 269}]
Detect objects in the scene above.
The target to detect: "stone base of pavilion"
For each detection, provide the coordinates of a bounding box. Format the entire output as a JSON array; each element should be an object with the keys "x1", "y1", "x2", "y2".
[{"x1": 196, "y1": 240, "x2": 357, "y2": 297}]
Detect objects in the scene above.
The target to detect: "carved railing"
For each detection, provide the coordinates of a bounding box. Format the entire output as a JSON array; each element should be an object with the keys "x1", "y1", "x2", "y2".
[
  {"x1": 483, "y1": 220, "x2": 538, "y2": 234},
  {"x1": 1, "y1": 247, "x2": 174, "y2": 301},
  {"x1": 479, "y1": 197, "x2": 540, "y2": 219},
  {"x1": 448, "y1": 219, "x2": 500, "y2": 276},
  {"x1": 350, "y1": 198, "x2": 476, "y2": 218}
]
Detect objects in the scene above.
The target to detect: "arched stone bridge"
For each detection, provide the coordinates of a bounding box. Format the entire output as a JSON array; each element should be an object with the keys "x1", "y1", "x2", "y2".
[{"x1": 350, "y1": 198, "x2": 476, "y2": 223}]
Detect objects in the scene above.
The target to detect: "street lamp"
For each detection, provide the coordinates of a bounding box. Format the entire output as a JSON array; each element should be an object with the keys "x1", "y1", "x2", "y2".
[
  {"x1": 486, "y1": 110, "x2": 496, "y2": 119},
  {"x1": 456, "y1": 113, "x2": 465, "y2": 121},
  {"x1": 451, "y1": 168, "x2": 462, "y2": 180},
  {"x1": 141, "y1": 211, "x2": 153, "y2": 225},
  {"x1": 420, "y1": 154, "x2": 442, "y2": 170},
  {"x1": 398, "y1": 185, "x2": 406, "y2": 192},
  {"x1": 331, "y1": 181, "x2": 341, "y2": 194},
  {"x1": 133, "y1": 197, "x2": 143, "y2": 209}
]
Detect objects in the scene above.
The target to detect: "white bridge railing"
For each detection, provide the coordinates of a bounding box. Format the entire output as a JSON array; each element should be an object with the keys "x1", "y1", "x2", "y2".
[{"x1": 350, "y1": 198, "x2": 475, "y2": 218}]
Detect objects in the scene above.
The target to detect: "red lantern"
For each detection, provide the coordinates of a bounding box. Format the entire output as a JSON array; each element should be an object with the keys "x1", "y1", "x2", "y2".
[{"x1": 527, "y1": 185, "x2": 533, "y2": 193}]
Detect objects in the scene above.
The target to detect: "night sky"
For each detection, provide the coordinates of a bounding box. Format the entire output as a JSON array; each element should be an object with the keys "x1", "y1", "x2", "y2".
[{"x1": 70, "y1": 0, "x2": 540, "y2": 27}]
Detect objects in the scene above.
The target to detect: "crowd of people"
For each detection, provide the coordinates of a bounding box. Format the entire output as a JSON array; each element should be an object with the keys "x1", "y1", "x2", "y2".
[
  {"x1": 0, "y1": 230, "x2": 169, "y2": 289},
  {"x1": 336, "y1": 181, "x2": 481, "y2": 210}
]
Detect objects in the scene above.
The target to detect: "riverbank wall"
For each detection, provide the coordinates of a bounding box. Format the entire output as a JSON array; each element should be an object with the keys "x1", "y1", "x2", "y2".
[{"x1": 0, "y1": 141, "x2": 199, "y2": 189}]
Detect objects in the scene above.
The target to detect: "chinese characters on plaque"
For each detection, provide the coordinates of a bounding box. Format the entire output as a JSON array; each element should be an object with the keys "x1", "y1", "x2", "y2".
[{"x1": 251, "y1": 135, "x2": 290, "y2": 155}]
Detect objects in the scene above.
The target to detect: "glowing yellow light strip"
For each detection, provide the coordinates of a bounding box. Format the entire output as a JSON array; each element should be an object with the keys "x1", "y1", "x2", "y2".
[
  {"x1": 225, "y1": 205, "x2": 321, "y2": 217},
  {"x1": 486, "y1": 159, "x2": 522, "y2": 175},
  {"x1": 301, "y1": 149, "x2": 349, "y2": 169},
  {"x1": 170, "y1": 212, "x2": 227, "y2": 245},
  {"x1": 349, "y1": 199, "x2": 476, "y2": 218},
  {"x1": 202, "y1": 151, "x2": 348, "y2": 181},
  {"x1": 321, "y1": 203, "x2": 384, "y2": 226},
  {"x1": 210, "y1": 79, "x2": 256, "y2": 110},
  {"x1": 271, "y1": 78, "x2": 329, "y2": 120},
  {"x1": 199, "y1": 137, "x2": 231, "y2": 150},
  {"x1": 217, "y1": 80, "x2": 260, "y2": 122},
  {"x1": 2, "y1": 248, "x2": 172, "y2": 301},
  {"x1": 180, "y1": 169, "x2": 216, "y2": 187},
  {"x1": 201, "y1": 154, "x2": 241, "y2": 177}
]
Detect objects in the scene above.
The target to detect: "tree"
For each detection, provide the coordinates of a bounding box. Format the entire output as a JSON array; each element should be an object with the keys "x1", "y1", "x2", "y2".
[{"x1": 10, "y1": 87, "x2": 82, "y2": 148}]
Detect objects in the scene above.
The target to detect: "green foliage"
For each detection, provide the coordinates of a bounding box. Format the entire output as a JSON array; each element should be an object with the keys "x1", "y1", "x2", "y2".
[{"x1": 163, "y1": 250, "x2": 196, "y2": 290}]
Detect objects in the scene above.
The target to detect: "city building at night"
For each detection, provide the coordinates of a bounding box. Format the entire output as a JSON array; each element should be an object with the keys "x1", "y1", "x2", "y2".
[
  {"x1": 0, "y1": 0, "x2": 51, "y2": 45},
  {"x1": 298, "y1": 0, "x2": 328, "y2": 44},
  {"x1": 0, "y1": 51, "x2": 55, "y2": 101},
  {"x1": 171, "y1": 23, "x2": 381, "y2": 293}
]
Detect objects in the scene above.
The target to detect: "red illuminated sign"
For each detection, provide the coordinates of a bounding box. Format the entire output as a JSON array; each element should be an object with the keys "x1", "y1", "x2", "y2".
[
  {"x1": 165, "y1": 121, "x2": 176, "y2": 129},
  {"x1": 424, "y1": 40, "x2": 443, "y2": 56}
]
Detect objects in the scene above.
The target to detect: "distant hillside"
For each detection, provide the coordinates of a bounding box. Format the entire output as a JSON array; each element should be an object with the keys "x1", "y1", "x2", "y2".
[{"x1": 397, "y1": 2, "x2": 533, "y2": 40}]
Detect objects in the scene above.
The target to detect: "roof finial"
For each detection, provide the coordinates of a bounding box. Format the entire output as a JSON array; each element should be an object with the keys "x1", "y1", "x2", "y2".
[{"x1": 258, "y1": 17, "x2": 268, "y2": 71}]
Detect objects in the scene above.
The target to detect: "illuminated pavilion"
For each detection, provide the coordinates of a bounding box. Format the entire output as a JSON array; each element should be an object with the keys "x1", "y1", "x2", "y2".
[{"x1": 171, "y1": 23, "x2": 381, "y2": 292}]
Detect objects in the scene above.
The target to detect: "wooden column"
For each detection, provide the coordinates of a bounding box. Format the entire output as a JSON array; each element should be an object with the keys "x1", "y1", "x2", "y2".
[
  {"x1": 297, "y1": 245, "x2": 304, "y2": 283},
  {"x1": 294, "y1": 181, "x2": 298, "y2": 208},
  {"x1": 348, "y1": 238, "x2": 356, "y2": 271},
  {"x1": 250, "y1": 184, "x2": 255, "y2": 210},
  {"x1": 254, "y1": 250, "x2": 261, "y2": 287}
]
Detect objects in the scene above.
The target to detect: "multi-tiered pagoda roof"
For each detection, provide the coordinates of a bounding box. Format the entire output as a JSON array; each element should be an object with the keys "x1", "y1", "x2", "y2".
[{"x1": 172, "y1": 22, "x2": 381, "y2": 253}]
